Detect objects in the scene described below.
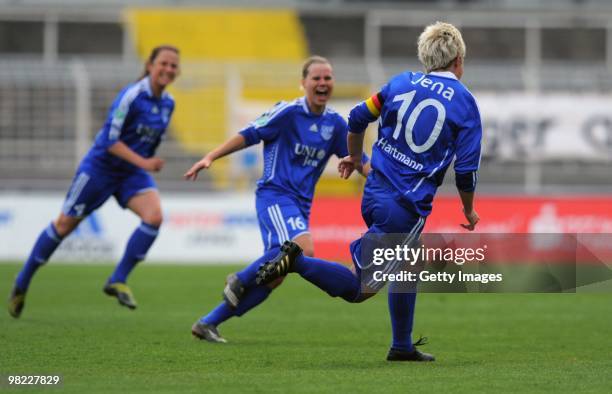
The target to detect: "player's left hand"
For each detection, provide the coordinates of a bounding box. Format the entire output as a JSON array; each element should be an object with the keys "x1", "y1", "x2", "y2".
[
  {"x1": 338, "y1": 155, "x2": 363, "y2": 179},
  {"x1": 461, "y1": 209, "x2": 479, "y2": 231},
  {"x1": 184, "y1": 156, "x2": 213, "y2": 181}
]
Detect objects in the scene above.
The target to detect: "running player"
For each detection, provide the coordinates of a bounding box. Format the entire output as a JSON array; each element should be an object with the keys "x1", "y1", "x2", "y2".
[
  {"x1": 185, "y1": 56, "x2": 370, "y2": 343},
  {"x1": 8, "y1": 45, "x2": 180, "y2": 317}
]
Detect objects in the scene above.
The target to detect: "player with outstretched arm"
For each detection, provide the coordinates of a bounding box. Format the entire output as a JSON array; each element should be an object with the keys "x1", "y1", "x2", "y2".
[
  {"x1": 256, "y1": 22, "x2": 482, "y2": 361},
  {"x1": 184, "y1": 56, "x2": 370, "y2": 343},
  {"x1": 8, "y1": 45, "x2": 180, "y2": 317}
]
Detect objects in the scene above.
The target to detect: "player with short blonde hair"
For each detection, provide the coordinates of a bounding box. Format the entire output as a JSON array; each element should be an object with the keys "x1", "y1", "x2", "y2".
[
  {"x1": 257, "y1": 22, "x2": 481, "y2": 361},
  {"x1": 418, "y1": 21, "x2": 466, "y2": 73}
]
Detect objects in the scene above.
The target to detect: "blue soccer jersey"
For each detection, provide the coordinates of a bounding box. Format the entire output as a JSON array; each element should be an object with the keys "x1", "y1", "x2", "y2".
[
  {"x1": 348, "y1": 71, "x2": 482, "y2": 217},
  {"x1": 240, "y1": 97, "x2": 357, "y2": 214},
  {"x1": 84, "y1": 76, "x2": 175, "y2": 173},
  {"x1": 61, "y1": 77, "x2": 175, "y2": 217}
]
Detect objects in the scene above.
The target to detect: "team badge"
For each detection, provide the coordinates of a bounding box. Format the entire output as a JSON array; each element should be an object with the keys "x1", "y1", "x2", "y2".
[
  {"x1": 161, "y1": 108, "x2": 171, "y2": 123},
  {"x1": 321, "y1": 125, "x2": 334, "y2": 141}
]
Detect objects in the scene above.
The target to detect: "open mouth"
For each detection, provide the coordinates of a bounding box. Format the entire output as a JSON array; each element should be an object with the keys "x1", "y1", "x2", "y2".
[
  {"x1": 159, "y1": 74, "x2": 175, "y2": 83},
  {"x1": 315, "y1": 89, "x2": 329, "y2": 98}
]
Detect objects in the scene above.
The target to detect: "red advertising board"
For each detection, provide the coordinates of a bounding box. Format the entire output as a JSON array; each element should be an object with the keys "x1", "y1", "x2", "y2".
[{"x1": 310, "y1": 196, "x2": 612, "y2": 262}]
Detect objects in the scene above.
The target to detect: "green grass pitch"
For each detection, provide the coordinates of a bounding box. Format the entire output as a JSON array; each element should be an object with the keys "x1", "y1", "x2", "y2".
[{"x1": 1, "y1": 262, "x2": 610, "y2": 393}]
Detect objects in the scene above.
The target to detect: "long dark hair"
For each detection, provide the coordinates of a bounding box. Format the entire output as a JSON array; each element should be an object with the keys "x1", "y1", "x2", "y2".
[{"x1": 139, "y1": 45, "x2": 180, "y2": 80}]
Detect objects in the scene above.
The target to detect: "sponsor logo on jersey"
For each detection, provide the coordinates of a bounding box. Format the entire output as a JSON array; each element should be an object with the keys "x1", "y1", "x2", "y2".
[
  {"x1": 136, "y1": 124, "x2": 163, "y2": 144},
  {"x1": 295, "y1": 143, "x2": 326, "y2": 167}
]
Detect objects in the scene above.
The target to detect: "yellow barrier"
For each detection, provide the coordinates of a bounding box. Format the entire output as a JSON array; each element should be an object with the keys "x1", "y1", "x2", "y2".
[{"x1": 124, "y1": 8, "x2": 370, "y2": 195}]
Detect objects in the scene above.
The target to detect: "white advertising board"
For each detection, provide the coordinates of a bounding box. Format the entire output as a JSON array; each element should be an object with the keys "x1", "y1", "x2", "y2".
[
  {"x1": 0, "y1": 193, "x2": 262, "y2": 264},
  {"x1": 461, "y1": 93, "x2": 612, "y2": 160}
]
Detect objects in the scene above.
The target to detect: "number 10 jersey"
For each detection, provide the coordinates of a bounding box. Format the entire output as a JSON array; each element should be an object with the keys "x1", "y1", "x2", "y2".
[{"x1": 348, "y1": 70, "x2": 483, "y2": 217}]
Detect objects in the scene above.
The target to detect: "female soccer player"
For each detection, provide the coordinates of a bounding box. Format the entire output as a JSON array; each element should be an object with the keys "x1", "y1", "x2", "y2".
[
  {"x1": 8, "y1": 45, "x2": 180, "y2": 317},
  {"x1": 256, "y1": 22, "x2": 482, "y2": 361},
  {"x1": 185, "y1": 56, "x2": 369, "y2": 343}
]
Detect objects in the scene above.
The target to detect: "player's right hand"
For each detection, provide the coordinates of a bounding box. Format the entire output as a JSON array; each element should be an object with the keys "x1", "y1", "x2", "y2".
[
  {"x1": 184, "y1": 156, "x2": 213, "y2": 181},
  {"x1": 142, "y1": 157, "x2": 165, "y2": 172},
  {"x1": 461, "y1": 209, "x2": 480, "y2": 231}
]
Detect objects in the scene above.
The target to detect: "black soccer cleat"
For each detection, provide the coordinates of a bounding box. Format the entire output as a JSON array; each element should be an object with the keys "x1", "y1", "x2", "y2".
[
  {"x1": 8, "y1": 285, "x2": 26, "y2": 319},
  {"x1": 255, "y1": 241, "x2": 303, "y2": 285},
  {"x1": 103, "y1": 282, "x2": 138, "y2": 310},
  {"x1": 223, "y1": 273, "x2": 245, "y2": 309},
  {"x1": 191, "y1": 321, "x2": 227, "y2": 343},
  {"x1": 386, "y1": 347, "x2": 436, "y2": 362},
  {"x1": 386, "y1": 337, "x2": 435, "y2": 362}
]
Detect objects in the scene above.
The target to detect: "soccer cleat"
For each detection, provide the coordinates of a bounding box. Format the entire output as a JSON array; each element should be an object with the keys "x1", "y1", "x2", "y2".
[
  {"x1": 386, "y1": 347, "x2": 436, "y2": 362},
  {"x1": 103, "y1": 282, "x2": 138, "y2": 310},
  {"x1": 8, "y1": 285, "x2": 26, "y2": 319},
  {"x1": 191, "y1": 321, "x2": 227, "y2": 343},
  {"x1": 386, "y1": 337, "x2": 435, "y2": 362},
  {"x1": 223, "y1": 273, "x2": 245, "y2": 309},
  {"x1": 255, "y1": 241, "x2": 303, "y2": 285}
]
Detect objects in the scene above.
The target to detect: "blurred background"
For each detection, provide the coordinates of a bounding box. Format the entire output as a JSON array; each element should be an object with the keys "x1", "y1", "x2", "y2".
[{"x1": 1, "y1": 0, "x2": 612, "y2": 263}]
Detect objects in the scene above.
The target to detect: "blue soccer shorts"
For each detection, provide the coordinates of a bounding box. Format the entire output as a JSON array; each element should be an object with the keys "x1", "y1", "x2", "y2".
[
  {"x1": 255, "y1": 193, "x2": 310, "y2": 252},
  {"x1": 350, "y1": 170, "x2": 426, "y2": 292},
  {"x1": 61, "y1": 165, "x2": 157, "y2": 218}
]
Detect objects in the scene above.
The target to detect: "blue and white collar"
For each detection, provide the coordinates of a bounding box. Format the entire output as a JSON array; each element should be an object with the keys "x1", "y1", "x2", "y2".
[
  {"x1": 142, "y1": 76, "x2": 169, "y2": 99},
  {"x1": 428, "y1": 71, "x2": 458, "y2": 80}
]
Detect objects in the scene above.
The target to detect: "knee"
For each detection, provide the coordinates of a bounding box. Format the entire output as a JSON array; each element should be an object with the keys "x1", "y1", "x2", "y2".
[
  {"x1": 301, "y1": 247, "x2": 314, "y2": 258},
  {"x1": 53, "y1": 215, "x2": 79, "y2": 237},
  {"x1": 142, "y1": 211, "x2": 163, "y2": 227}
]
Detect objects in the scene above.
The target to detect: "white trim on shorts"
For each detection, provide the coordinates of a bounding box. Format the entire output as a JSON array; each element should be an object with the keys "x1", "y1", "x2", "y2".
[{"x1": 267, "y1": 204, "x2": 289, "y2": 242}]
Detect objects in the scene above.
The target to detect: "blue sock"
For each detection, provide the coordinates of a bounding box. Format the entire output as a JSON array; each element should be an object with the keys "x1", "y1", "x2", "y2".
[
  {"x1": 201, "y1": 286, "x2": 272, "y2": 326},
  {"x1": 109, "y1": 222, "x2": 159, "y2": 284},
  {"x1": 236, "y1": 248, "x2": 279, "y2": 288},
  {"x1": 295, "y1": 256, "x2": 360, "y2": 302},
  {"x1": 388, "y1": 283, "x2": 417, "y2": 351},
  {"x1": 200, "y1": 302, "x2": 234, "y2": 326},
  {"x1": 15, "y1": 223, "x2": 63, "y2": 291},
  {"x1": 200, "y1": 249, "x2": 280, "y2": 326}
]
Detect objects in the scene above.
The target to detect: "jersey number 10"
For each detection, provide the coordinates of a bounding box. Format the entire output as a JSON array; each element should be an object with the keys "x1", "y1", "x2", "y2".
[{"x1": 391, "y1": 91, "x2": 446, "y2": 154}]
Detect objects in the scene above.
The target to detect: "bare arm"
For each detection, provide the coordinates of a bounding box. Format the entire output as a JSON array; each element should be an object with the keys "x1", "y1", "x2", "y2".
[
  {"x1": 184, "y1": 134, "x2": 247, "y2": 181},
  {"x1": 458, "y1": 190, "x2": 479, "y2": 231},
  {"x1": 338, "y1": 132, "x2": 366, "y2": 179},
  {"x1": 108, "y1": 141, "x2": 164, "y2": 172},
  {"x1": 359, "y1": 161, "x2": 371, "y2": 177}
]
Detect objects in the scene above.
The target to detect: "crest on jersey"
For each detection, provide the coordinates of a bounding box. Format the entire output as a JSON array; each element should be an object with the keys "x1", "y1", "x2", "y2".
[
  {"x1": 161, "y1": 108, "x2": 171, "y2": 123},
  {"x1": 321, "y1": 125, "x2": 334, "y2": 141}
]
